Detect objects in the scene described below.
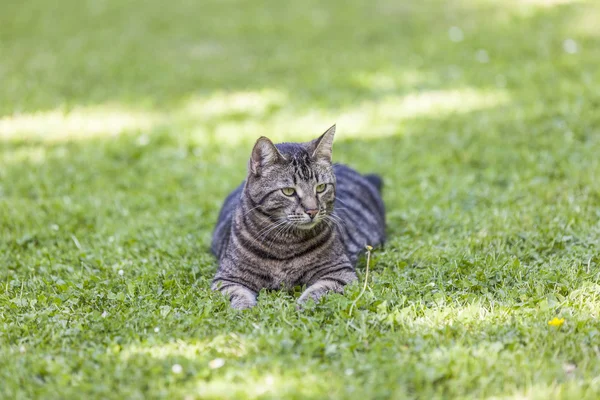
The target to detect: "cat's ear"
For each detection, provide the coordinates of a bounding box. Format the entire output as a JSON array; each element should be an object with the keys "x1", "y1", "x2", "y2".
[
  {"x1": 310, "y1": 124, "x2": 336, "y2": 163},
  {"x1": 249, "y1": 136, "x2": 283, "y2": 176}
]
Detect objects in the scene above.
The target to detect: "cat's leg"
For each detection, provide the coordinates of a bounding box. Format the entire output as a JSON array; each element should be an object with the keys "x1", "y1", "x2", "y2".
[
  {"x1": 298, "y1": 266, "x2": 357, "y2": 306},
  {"x1": 212, "y1": 279, "x2": 257, "y2": 309}
]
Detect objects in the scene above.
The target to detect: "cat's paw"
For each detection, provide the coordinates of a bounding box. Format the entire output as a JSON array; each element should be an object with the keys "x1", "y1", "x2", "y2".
[
  {"x1": 297, "y1": 286, "x2": 325, "y2": 306},
  {"x1": 297, "y1": 275, "x2": 354, "y2": 308},
  {"x1": 213, "y1": 280, "x2": 258, "y2": 310},
  {"x1": 230, "y1": 293, "x2": 257, "y2": 310}
]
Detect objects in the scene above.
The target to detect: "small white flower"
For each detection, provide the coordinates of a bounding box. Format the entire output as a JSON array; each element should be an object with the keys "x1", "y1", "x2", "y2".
[
  {"x1": 476, "y1": 49, "x2": 490, "y2": 63},
  {"x1": 172, "y1": 364, "x2": 183, "y2": 374},
  {"x1": 264, "y1": 375, "x2": 274, "y2": 386},
  {"x1": 19, "y1": 346, "x2": 26, "y2": 353},
  {"x1": 118, "y1": 269, "x2": 124, "y2": 276},
  {"x1": 101, "y1": 311, "x2": 108, "y2": 318},
  {"x1": 345, "y1": 368, "x2": 354, "y2": 376},
  {"x1": 448, "y1": 26, "x2": 464, "y2": 42},
  {"x1": 154, "y1": 327, "x2": 160, "y2": 333},
  {"x1": 563, "y1": 39, "x2": 578, "y2": 54},
  {"x1": 50, "y1": 224, "x2": 59, "y2": 231},
  {"x1": 208, "y1": 358, "x2": 225, "y2": 369},
  {"x1": 563, "y1": 363, "x2": 577, "y2": 374}
]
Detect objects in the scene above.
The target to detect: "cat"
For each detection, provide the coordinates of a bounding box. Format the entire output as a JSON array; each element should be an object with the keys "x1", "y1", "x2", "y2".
[{"x1": 211, "y1": 125, "x2": 385, "y2": 309}]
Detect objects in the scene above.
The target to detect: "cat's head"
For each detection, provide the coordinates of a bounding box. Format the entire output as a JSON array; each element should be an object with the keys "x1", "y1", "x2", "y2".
[{"x1": 245, "y1": 125, "x2": 337, "y2": 229}]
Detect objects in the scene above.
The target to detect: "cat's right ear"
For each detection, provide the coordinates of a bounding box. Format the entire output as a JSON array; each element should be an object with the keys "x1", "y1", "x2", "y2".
[
  {"x1": 249, "y1": 137, "x2": 283, "y2": 176},
  {"x1": 310, "y1": 124, "x2": 336, "y2": 163}
]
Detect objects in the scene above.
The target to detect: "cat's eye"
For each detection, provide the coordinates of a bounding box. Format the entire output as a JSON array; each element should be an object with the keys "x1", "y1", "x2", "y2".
[
  {"x1": 281, "y1": 187, "x2": 296, "y2": 196},
  {"x1": 316, "y1": 183, "x2": 327, "y2": 193}
]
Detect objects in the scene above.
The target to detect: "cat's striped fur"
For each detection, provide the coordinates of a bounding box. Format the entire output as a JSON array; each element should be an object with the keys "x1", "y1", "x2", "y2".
[{"x1": 211, "y1": 125, "x2": 385, "y2": 309}]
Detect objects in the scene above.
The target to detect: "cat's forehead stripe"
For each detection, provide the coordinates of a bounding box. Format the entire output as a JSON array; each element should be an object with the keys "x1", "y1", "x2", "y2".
[{"x1": 286, "y1": 150, "x2": 313, "y2": 181}]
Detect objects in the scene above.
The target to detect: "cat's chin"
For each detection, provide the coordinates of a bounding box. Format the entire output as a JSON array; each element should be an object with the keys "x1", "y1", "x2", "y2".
[{"x1": 293, "y1": 220, "x2": 321, "y2": 230}]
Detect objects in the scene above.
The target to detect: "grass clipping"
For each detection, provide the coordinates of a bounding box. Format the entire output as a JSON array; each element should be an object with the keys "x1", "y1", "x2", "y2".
[{"x1": 349, "y1": 245, "x2": 373, "y2": 315}]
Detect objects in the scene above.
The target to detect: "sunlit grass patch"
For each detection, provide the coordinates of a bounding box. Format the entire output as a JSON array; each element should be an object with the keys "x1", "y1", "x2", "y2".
[
  {"x1": 192, "y1": 369, "x2": 335, "y2": 400},
  {"x1": 180, "y1": 89, "x2": 288, "y2": 120},
  {"x1": 520, "y1": 0, "x2": 582, "y2": 8},
  {"x1": 178, "y1": 87, "x2": 510, "y2": 145},
  {"x1": 122, "y1": 334, "x2": 251, "y2": 360},
  {"x1": 0, "y1": 105, "x2": 157, "y2": 141}
]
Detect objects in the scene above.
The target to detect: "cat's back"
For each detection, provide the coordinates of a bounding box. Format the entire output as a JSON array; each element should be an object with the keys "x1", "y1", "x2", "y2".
[
  {"x1": 211, "y1": 182, "x2": 244, "y2": 259},
  {"x1": 333, "y1": 164, "x2": 385, "y2": 263}
]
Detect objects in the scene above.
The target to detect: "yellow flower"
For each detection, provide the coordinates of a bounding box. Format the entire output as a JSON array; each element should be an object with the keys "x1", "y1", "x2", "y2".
[{"x1": 548, "y1": 317, "x2": 565, "y2": 327}]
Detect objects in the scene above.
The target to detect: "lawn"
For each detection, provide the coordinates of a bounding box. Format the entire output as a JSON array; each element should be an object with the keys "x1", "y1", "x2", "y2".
[{"x1": 1, "y1": 0, "x2": 600, "y2": 398}]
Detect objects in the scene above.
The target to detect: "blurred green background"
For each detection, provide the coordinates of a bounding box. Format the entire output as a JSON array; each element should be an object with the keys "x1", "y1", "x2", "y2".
[{"x1": 1, "y1": 0, "x2": 600, "y2": 399}]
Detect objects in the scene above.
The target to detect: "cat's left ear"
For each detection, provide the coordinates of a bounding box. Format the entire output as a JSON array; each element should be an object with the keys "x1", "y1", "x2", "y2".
[
  {"x1": 310, "y1": 124, "x2": 336, "y2": 163},
  {"x1": 249, "y1": 136, "x2": 284, "y2": 176}
]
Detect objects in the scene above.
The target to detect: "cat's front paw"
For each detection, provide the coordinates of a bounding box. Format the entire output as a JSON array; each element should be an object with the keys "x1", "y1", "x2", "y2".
[
  {"x1": 212, "y1": 280, "x2": 258, "y2": 310},
  {"x1": 297, "y1": 287, "x2": 322, "y2": 306},
  {"x1": 297, "y1": 272, "x2": 356, "y2": 307},
  {"x1": 297, "y1": 281, "x2": 336, "y2": 307},
  {"x1": 230, "y1": 292, "x2": 257, "y2": 309}
]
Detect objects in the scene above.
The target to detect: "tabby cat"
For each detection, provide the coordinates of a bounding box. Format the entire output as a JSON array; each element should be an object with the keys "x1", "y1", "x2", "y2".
[{"x1": 211, "y1": 125, "x2": 385, "y2": 309}]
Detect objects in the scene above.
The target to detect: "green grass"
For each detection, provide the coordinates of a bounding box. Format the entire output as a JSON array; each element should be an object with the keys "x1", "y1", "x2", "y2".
[{"x1": 1, "y1": 0, "x2": 600, "y2": 398}]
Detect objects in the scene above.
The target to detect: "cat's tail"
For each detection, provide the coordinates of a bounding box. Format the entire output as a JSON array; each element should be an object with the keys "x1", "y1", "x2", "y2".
[{"x1": 365, "y1": 173, "x2": 383, "y2": 192}]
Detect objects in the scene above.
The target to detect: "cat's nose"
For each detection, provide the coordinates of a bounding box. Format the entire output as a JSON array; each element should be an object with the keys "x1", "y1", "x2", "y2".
[{"x1": 305, "y1": 209, "x2": 319, "y2": 219}]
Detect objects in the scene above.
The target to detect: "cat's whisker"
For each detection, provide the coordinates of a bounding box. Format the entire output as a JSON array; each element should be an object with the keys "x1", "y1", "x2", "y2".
[
  {"x1": 334, "y1": 198, "x2": 352, "y2": 207},
  {"x1": 267, "y1": 221, "x2": 294, "y2": 250},
  {"x1": 332, "y1": 206, "x2": 351, "y2": 212},
  {"x1": 327, "y1": 212, "x2": 348, "y2": 229},
  {"x1": 260, "y1": 220, "x2": 288, "y2": 239},
  {"x1": 252, "y1": 219, "x2": 283, "y2": 239},
  {"x1": 241, "y1": 204, "x2": 263, "y2": 218},
  {"x1": 321, "y1": 216, "x2": 336, "y2": 234},
  {"x1": 270, "y1": 219, "x2": 300, "y2": 249},
  {"x1": 252, "y1": 219, "x2": 289, "y2": 247},
  {"x1": 328, "y1": 215, "x2": 348, "y2": 234},
  {"x1": 323, "y1": 215, "x2": 341, "y2": 233}
]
